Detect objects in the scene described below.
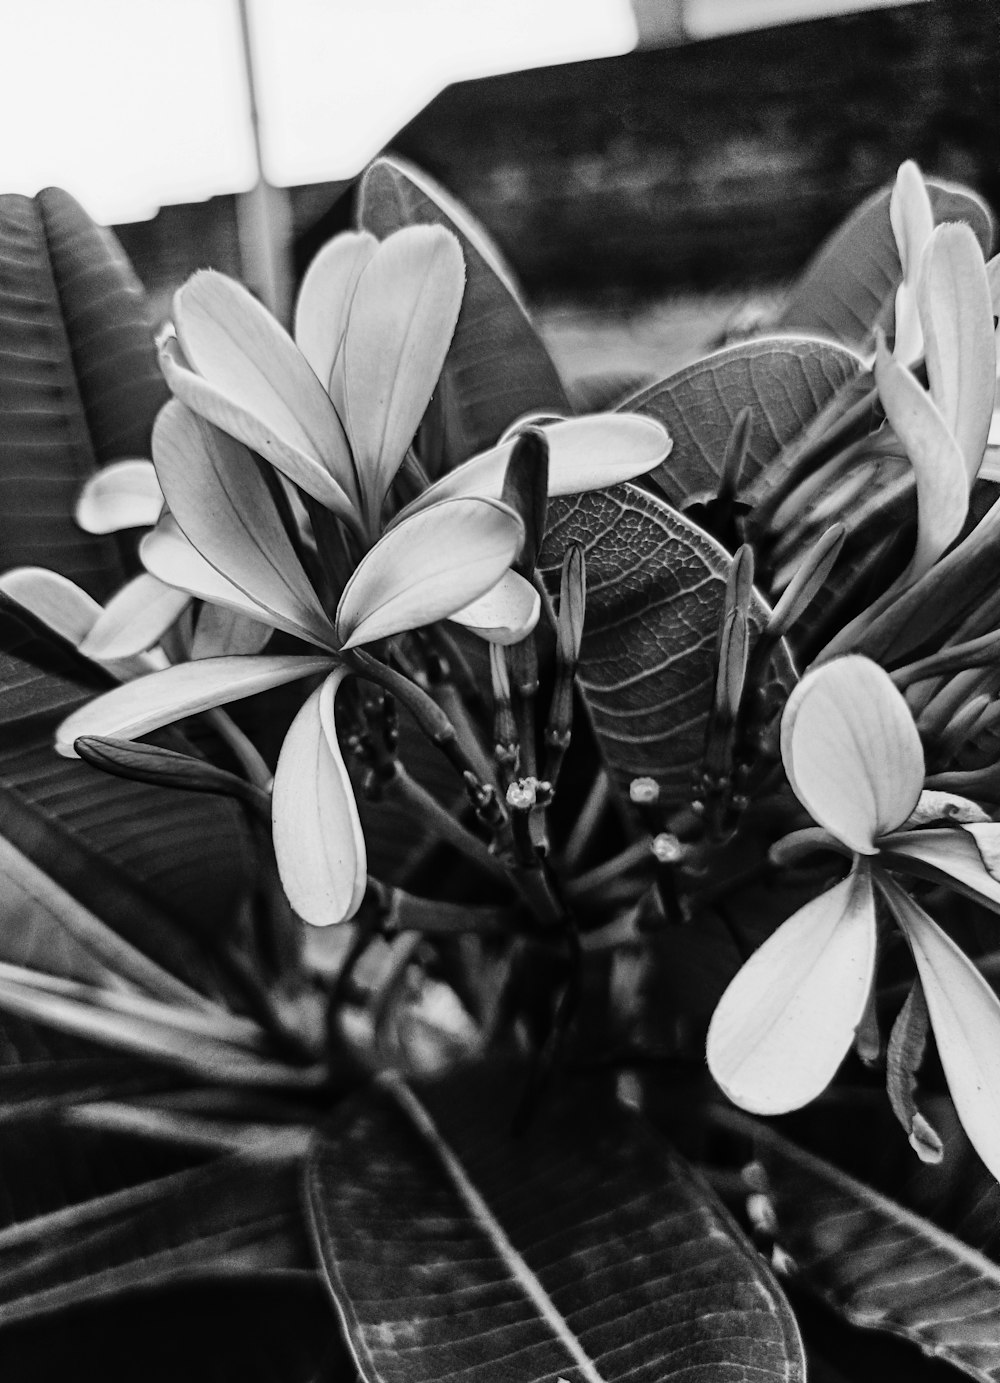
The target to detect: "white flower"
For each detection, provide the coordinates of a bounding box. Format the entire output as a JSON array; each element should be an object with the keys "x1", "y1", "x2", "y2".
[{"x1": 708, "y1": 654, "x2": 1000, "y2": 1181}]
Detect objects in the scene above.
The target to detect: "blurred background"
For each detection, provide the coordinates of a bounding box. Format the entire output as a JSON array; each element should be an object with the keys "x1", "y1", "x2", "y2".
[{"x1": 3, "y1": 0, "x2": 997, "y2": 396}]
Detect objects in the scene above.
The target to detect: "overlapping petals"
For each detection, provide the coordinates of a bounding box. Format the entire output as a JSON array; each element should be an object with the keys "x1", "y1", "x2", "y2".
[
  {"x1": 874, "y1": 216, "x2": 996, "y2": 588},
  {"x1": 709, "y1": 654, "x2": 1000, "y2": 1179}
]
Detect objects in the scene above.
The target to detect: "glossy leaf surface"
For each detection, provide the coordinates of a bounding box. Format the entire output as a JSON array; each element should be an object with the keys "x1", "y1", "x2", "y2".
[{"x1": 308, "y1": 1070, "x2": 804, "y2": 1383}]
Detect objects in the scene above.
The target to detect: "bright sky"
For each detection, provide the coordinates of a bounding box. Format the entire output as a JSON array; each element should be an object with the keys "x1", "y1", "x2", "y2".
[{"x1": 0, "y1": 0, "x2": 637, "y2": 224}]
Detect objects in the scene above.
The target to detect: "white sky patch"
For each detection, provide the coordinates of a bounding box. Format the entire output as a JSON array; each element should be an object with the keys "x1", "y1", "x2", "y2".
[{"x1": 0, "y1": 0, "x2": 636, "y2": 224}]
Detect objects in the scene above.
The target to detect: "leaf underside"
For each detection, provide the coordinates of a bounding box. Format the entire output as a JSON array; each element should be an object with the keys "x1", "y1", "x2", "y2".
[
  {"x1": 623, "y1": 337, "x2": 863, "y2": 512},
  {"x1": 308, "y1": 1070, "x2": 804, "y2": 1383},
  {"x1": 539, "y1": 484, "x2": 794, "y2": 802}
]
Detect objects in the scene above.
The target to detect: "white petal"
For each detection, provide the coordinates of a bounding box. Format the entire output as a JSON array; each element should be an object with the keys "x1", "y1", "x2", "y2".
[
  {"x1": 880, "y1": 875, "x2": 1000, "y2": 1182},
  {"x1": 190, "y1": 603, "x2": 272, "y2": 659},
  {"x1": 160, "y1": 337, "x2": 356, "y2": 518},
  {"x1": 271, "y1": 669, "x2": 366, "y2": 926},
  {"x1": 337, "y1": 497, "x2": 522, "y2": 649},
  {"x1": 56, "y1": 654, "x2": 336, "y2": 757},
  {"x1": 874, "y1": 333, "x2": 968, "y2": 583},
  {"x1": 0, "y1": 567, "x2": 102, "y2": 647},
  {"x1": 294, "y1": 230, "x2": 378, "y2": 405},
  {"x1": 707, "y1": 867, "x2": 877, "y2": 1114},
  {"x1": 343, "y1": 226, "x2": 465, "y2": 523},
  {"x1": 389, "y1": 414, "x2": 671, "y2": 525},
  {"x1": 79, "y1": 574, "x2": 190, "y2": 661},
  {"x1": 142, "y1": 517, "x2": 285, "y2": 637},
  {"x1": 152, "y1": 401, "x2": 338, "y2": 650},
  {"x1": 75, "y1": 460, "x2": 163, "y2": 534},
  {"x1": 889, "y1": 160, "x2": 933, "y2": 364},
  {"x1": 917, "y1": 223, "x2": 997, "y2": 481},
  {"x1": 448, "y1": 570, "x2": 541, "y2": 645},
  {"x1": 781, "y1": 656, "x2": 925, "y2": 853},
  {"x1": 883, "y1": 827, "x2": 1000, "y2": 915}
]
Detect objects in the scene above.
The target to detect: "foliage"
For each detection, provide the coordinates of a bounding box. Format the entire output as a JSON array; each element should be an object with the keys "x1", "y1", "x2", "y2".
[{"x1": 0, "y1": 155, "x2": 996, "y2": 1381}]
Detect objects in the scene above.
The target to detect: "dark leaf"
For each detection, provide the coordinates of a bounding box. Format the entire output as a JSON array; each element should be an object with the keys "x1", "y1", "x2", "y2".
[
  {"x1": 622, "y1": 339, "x2": 863, "y2": 512},
  {"x1": 0, "y1": 187, "x2": 167, "y2": 597},
  {"x1": 75, "y1": 735, "x2": 269, "y2": 814},
  {"x1": 727, "y1": 1112, "x2": 1000, "y2": 1383},
  {"x1": 358, "y1": 157, "x2": 570, "y2": 470},
  {"x1": 307, "y1": 1069, "x2": 804, "y2": 1383},
  {"x1": 777, "y1": 179, "x2": 995, "y2": 348},
  {"x1": 539, "y1": 484, "x2": 795, "y2": 804},
  {"x1": 0, "y1": 605, "x2": 253, "y2": 993}
]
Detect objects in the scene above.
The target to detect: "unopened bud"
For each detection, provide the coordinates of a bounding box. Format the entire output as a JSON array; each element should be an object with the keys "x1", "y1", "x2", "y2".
[
  {"x1": 501, "y1": 428, "x2": 549, "y2": 573},
  {"x1": 718, "y1": 407, "x2": 753, "y2": 504},
  {"x1": 556, "y1": 543, "x2": 586, "y2": 667},
  {"x1": 767, "y1": 523, "x2": 846, "y2": 638}
]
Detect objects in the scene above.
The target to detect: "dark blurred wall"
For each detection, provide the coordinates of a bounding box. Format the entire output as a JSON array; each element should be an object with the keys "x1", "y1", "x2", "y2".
[
  {"x1": 382, "y1": 0, "x2": 998, "y2": 295},
  {"x1": 116, "y1": 0, "x2": 998, "y2": 303}
]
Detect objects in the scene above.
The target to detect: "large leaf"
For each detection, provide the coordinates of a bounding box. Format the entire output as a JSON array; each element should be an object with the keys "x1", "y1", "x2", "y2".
[
  {"x1": 0, "y1": 187, "x2": 167, "y2": 597},
  {"x1": 539, "y1": 484, "x2": 795, "y2": 802},
  {"x1": 0, "y1": 190, "x2": 256, "y2": 983},
  {"x1": 307, "y1": 1069, "x2": 804, "y2": 1383},
  {"x1": 623, "y1": 338, "x2": 863, "y2": 512},
  {"x1": 358, "y1": 157, "x2": 570, "y2": 469},
  {"x1": 733, "y1": 1115, "x2": 1000, "y2": 1382},
  {"x1": 777, "y1": 179, "x2": 995, "y2": 348}
]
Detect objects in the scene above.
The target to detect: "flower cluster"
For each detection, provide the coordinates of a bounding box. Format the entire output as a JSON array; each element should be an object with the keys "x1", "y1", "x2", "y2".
[{"x1": 3, "y1": 221, "x2": 669, "y2": 928}]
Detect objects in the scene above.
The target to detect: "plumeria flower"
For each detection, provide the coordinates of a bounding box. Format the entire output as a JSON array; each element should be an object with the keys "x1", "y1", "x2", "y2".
[
  {"x1": 159, "y1": 224, "x2": 670, "y2": 643},
  {"x1": 55, "y1": 403, "x2": 528, "y2": 929},
  {"x1": 873, "y1": 219, "x2": 996, "y2": 590},
  {"x1": 707, "y1": 655, "x2": 1000, "y2": 1181}
]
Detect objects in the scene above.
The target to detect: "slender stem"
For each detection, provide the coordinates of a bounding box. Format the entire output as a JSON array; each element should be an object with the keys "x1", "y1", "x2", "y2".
[
  {"x1": 204, "y1": 708, "x2": 273, "y2": 791},
  {"x1": 386, "y1": 764, "x2": 509, "y2": 883},
  {"x1": 562, "y1": 768, "x2": 611, "y2": 872}
]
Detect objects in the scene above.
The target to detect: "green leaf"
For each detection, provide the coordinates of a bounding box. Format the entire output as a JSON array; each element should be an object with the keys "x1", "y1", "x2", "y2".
[
  {"x1": 538, "y1": 484, "x2": 795, "y2": 803},
  {"x1": 0, "y1": 188, "x2": 168, "y2": 597},
  {"x1": 777, "y1": 178, "x2": 995, "y2": 348},
  {"x1": 357, "y1": 157, "x2": 570, "y2": 469},
  {"x1": 622, "y1": 338, "x2": 863, "y2": 512},
  {"x1": 307, "y1": 1070, "x2": 805, "y2": 1383},
  {"x1": 727, "y1": 1112, "x2": 1000, "y2": 1383},
  {"x1": 0, "y1": 1145, "x2": 312, "y2": 1326}
]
